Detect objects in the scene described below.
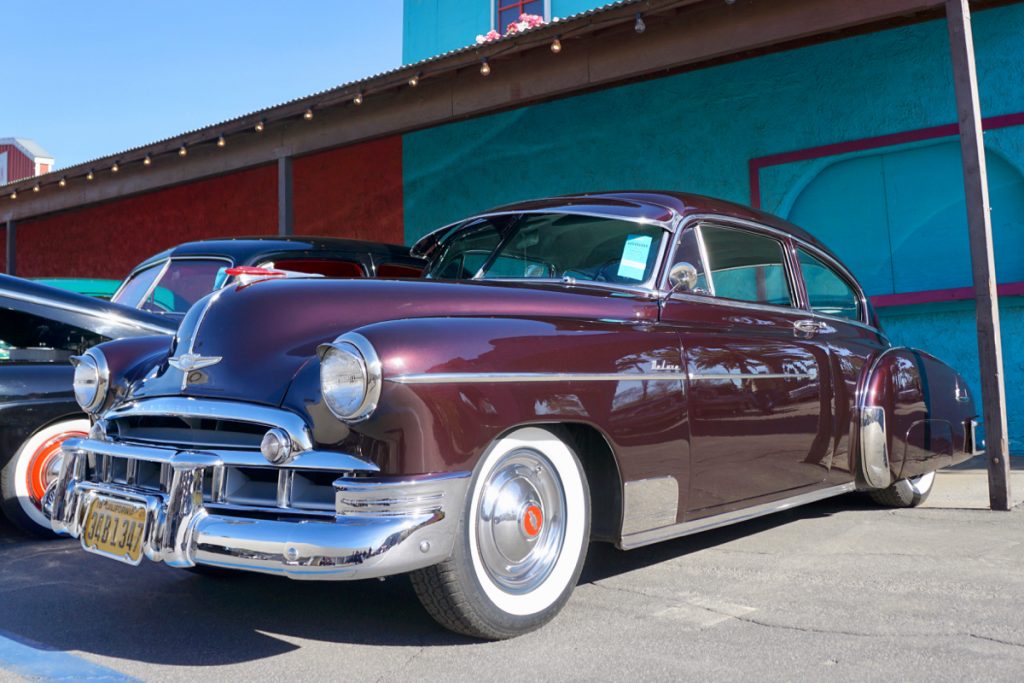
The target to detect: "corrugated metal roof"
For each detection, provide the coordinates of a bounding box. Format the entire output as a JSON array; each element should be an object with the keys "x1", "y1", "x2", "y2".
[{"x1": 2, "y1": 0, "x2": 648, "y2": 189}]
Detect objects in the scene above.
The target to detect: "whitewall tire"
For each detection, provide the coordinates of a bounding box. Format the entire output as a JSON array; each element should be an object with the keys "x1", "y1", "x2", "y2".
[
  {"x1": 411, "y1": 426, "x2": 591, "y2": 639},
  {"x1": 1, "y1": 418, "x2": 89, "y2": 536}
]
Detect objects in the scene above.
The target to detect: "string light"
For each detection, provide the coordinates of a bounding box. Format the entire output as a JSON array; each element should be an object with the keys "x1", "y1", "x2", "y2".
[
  {"x1": 59, "y1": 176, "x2": 67, "y2": 187},
  {"x1": 551, "y1": 37, "x2": 562, "y2": 53},
  {"x1": 86, "y1": 170, "x2": 95, "y2": 181},
  {"x1": 303, "y1": 108, "x2": 314, "y2": 120},
  {"x1": 408, "y1": 74, "x2": 420, "y2": 87},
  {"x1": 33, "y1": 183, "x2": 40, "y2": 192},
  {"x1": 255, "y1": 119, "x2": 266, "y2": 132},
  {"x1": 143, "y1": 154, "x2": 152, "y2": 166},
  {"x1": 353, "y1": 92, "x2": 364, "y2": 105},
  {"x1": 9, "y1": 190, "x2": 16, "y2": 200},
  {"x1": 634, "y1": 12, "x2": 646, "y2": 33},
  {"x1": 217, "y1": 135, "x2": 226, "y2": 147},
  {"x1": 179, "y1": 145, "x2": 188, "y2": 157},
  {"x1": 480, "y1": 59, "x2": 491, "y2": 76},
  {"x1": 111, "y1": 162, "x2": 120, "y2": 173}
]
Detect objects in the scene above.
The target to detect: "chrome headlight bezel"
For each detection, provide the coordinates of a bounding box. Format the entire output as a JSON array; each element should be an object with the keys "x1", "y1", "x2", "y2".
[
  {"x1": 71, "y1": 349, "x2": 110, "y2": 414},
  {"x1": 317, "y1": 333, "x2": 382, "y2": 422}
]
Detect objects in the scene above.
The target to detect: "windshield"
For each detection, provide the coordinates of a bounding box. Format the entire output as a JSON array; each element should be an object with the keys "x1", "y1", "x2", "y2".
[
  {"x1": 113, "y1": 259, "x2": 227, "y2": 314},
  {"x1": 425, "y1": 214, "x2": 665, "y2": 286}
]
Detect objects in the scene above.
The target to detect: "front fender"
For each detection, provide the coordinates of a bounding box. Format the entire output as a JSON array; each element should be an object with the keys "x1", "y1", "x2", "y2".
[{"x1": 281, "y1": 316, "x2": 688, "y2": 481}]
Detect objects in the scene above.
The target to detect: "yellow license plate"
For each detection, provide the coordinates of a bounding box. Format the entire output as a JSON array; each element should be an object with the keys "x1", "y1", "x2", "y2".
[{"x1": 82, "y1": 496, "x2": 148, "y2": 565}]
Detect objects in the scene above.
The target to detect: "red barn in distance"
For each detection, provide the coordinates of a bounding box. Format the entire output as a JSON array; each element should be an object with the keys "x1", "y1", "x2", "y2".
[{"x1": 0, "y1": 138, "x2": 54, "y2": 185}]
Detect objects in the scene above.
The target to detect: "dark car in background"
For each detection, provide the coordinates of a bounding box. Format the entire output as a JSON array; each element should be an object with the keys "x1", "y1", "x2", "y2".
[
  {"x1": 2, "y1": 236, "x2": 423, "y2": 535},
  {"x1": 110, "y1": 237, "x2": 423, "y2": 318}
]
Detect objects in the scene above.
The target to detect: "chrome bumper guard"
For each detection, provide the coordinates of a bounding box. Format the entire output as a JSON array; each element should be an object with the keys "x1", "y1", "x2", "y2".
[{"x1": 46, "y1": 439, "x2": 470, "y2": 580}]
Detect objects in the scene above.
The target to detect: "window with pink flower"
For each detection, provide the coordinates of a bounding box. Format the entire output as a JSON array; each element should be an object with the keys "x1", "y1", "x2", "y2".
[{"x1": 496, "y1": 0, "x2": 546, "y2": 32}]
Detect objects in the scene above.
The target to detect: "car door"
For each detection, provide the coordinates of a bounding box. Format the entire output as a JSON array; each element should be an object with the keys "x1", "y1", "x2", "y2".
[
  {"x1": 793, "y1": 245, "x2": 888, "y2": 481},
  {"x1": 659, "y1": 221, "x2": 835, "y2": 516}
]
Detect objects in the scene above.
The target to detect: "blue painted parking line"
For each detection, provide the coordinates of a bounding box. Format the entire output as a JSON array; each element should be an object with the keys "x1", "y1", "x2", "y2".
[{"x1": 0, "y1": 629, "x2": 139, "y2": 682}]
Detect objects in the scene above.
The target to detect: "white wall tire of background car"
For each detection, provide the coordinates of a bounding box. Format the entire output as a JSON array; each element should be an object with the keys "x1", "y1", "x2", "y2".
[
  {"x1": 1, "y1": 418, "x2": 89, "y2": 536},
  {"x1": 411, "y1": 426, "x2": 591, "y2": 639}
]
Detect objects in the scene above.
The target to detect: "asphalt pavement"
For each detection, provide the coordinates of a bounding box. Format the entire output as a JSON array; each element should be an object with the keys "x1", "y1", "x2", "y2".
[{"x1": 1, "y1": 487, "x2": 1022, "y2": 682}]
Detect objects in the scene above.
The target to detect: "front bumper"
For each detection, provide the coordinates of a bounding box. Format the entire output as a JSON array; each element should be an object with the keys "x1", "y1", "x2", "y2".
[{"x1": 47, "y1": 441, "x2": 469, "y2": 580}]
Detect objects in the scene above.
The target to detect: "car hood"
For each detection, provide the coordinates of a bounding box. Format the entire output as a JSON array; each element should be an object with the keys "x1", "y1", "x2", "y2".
[
  {"x1": 0, "y1": 273, "x2": 178, "y2": 343},
  {"x1": 129, "y1": 277, "x2": 658, "y2": 406}
]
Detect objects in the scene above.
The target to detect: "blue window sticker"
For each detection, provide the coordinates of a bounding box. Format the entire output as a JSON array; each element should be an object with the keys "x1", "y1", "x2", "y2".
[{"x1": 617, "y1": 234, "x2": 653, "y2": 281}]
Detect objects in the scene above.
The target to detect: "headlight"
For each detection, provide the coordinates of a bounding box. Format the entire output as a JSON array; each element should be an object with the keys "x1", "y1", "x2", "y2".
[
  {"x1": 318, "y1": 334, "x2": 381, "y2": 422},
  {"x1": 71, "y1": 350, "x2": 109, "y2": 414}
]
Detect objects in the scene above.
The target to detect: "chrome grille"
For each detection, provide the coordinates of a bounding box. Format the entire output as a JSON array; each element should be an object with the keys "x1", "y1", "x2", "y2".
[
  {"x1": 108, "y1": 415, "x2": 266, "y2": 450},
  {"x1": 83, "y1": 453, "x2": 338, "y2": 517}
]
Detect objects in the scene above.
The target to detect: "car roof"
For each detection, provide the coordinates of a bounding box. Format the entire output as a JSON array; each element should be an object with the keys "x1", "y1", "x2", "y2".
[
  {"x1": 131, "y1": 236, "x2": 416, "y2": 273},
  {"x1": 480, "y1": 191, "x2": 840, "y2": 260}
]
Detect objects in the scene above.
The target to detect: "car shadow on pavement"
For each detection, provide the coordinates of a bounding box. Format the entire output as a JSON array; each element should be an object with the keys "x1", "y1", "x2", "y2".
[
  {"x1": 580, "y1": 493, "x2": 869, "y2": 584},
  {"x1": 0, "y1": 493, "x2": 868, "y2": 663}
]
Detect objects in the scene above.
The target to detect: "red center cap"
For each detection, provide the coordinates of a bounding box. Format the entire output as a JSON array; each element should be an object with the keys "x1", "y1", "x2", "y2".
[{"x1": 523, "y1": 504, "x2": 543, "y2": 537}]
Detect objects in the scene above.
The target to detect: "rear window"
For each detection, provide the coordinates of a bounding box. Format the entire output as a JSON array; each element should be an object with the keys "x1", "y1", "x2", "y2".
[
  {"x1": 269, "y1": 258, "x2": 366, "y2": 278},
  {"x1": 0, "y1": 308, "x2": 107, "y2": 363},
  {"x1": 113, "y1": 259, "x2": 226, "y2": 314}
]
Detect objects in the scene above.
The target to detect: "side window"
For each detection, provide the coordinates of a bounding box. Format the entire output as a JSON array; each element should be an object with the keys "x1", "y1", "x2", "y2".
[
  {"x1": 700, "y1": 225, "x2": 794, "y2": 307},
  {"x1": 798, "y1": 248, "x2": 863, "y2": 322},
  {"x1": 670, "y1": 228, "x2": 710, "y2": 294},
  {"x1": 375, "y1": 262, "x2": 423, "y2": 278},
  {"x1": 271, "y1": 258, "x2": 366, "y2": 278}
]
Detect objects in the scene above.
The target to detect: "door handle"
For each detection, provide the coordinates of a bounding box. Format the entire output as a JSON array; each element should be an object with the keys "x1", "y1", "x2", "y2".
[{"x1": 793, "y1": 319, "x2": 832, "y2": 337}]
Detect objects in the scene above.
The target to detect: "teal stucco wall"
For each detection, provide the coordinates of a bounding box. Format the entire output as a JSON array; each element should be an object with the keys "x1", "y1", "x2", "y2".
[
  {"x1": 403, "y1": 0, "x2": 609, "y2": 64},
  {"x1": 401, "y1": 4, "x2": 1024, "y2": 449}
]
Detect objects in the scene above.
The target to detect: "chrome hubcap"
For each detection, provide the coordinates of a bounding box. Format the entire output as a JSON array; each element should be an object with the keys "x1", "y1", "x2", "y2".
[{"x1": 476, "y1": 448, "x2": 566, "y2": 593}]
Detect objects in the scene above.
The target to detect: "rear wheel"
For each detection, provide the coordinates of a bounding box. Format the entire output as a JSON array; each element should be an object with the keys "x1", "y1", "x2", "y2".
[
  {"x1": 1, "y1": 418, "x2": 89, "y2": 537},
  {"x1": 411, "y1": 427, "x2": 590, "y2": 640},
  {"x1": 868, "y1": 471, "x2": 935, "y2": 508}
]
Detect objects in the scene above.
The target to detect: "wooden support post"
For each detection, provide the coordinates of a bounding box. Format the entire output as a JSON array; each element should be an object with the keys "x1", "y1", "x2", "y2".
[
  {"x1": 5, "y1": 219, "x2": 14, "y2": 276},
  {"x1": 946, "y1": 0, "x2": 1011, "y2": 510},
  {"x1": 277, "y1": 156, "x2": 294, "y2": 236}
]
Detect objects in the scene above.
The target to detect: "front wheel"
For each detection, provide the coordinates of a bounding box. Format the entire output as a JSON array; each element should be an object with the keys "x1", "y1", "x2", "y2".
[
  {"x1": 868, "y1": 471, "x2": 936, "y2": 508},
  {"x1": 1, "y1": 418, "x2": 89, "y2": 537},
  {"x1": 411, "y1": 427, "x2": 591, "y2": 640}
]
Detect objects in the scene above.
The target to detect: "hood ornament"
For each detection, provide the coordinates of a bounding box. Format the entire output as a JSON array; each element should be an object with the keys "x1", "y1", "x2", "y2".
[{"x1": 169, "y1": 353, "x2": 222, "y2": 389}]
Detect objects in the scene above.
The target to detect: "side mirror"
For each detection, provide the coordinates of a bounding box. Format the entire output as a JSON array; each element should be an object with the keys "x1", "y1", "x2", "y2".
[{"x1": 667, "y1": 262, "x2": 699, "y2": 293}]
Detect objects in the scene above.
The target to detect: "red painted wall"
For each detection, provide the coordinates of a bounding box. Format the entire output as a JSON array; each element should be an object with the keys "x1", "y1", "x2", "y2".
[
  {"x1": 17, "y1": 164, "x2": 277, "y2": 278},
  {"x1": 293, "y1": 136, "x2": 404, "y2": 244},
  {"x1": 0, "y1": 144, "x2": 35, "y2": 182}
]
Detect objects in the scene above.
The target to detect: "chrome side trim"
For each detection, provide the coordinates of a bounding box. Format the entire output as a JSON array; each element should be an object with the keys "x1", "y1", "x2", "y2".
[
  {"x1": 388, "y1": 371, "x2": 815, "y2": 385},
  {"x1": 618, "y1": 483, "x2": 856, "y2": 550},
  {"x1": 388, "y1": 372, "x2": 690, "y2": 384},
  {"x1": 621, "y1": 477, "x2": 679, "y2": 536},
  {"x1": 104, "y1": 397, "x2": 315, "y2": 451},
  {"x1": 689, "y1": 372, "x2": 817, "y2": 381},
  {"x1": 63, "y1": 437, "x2": 379, "y2": 473},
  {"x1": 860, "y1": 406, "x2": 891, "y2": 489}
]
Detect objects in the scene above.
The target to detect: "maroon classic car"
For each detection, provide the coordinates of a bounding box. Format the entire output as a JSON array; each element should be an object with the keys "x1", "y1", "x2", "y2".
[{"x1": 47, "y1": 192, "x2": 980, "y2": 639}]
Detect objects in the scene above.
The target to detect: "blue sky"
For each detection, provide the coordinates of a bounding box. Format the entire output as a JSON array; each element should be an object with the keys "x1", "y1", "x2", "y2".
[{"x1": 1, "y1": 1, "x2": 403, "y2": 169}]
